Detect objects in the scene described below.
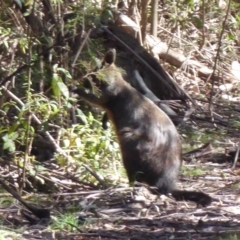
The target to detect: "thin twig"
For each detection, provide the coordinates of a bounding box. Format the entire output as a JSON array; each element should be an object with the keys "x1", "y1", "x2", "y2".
[
  {"x1": 71, "y1": 28, "x2": 92, "y2": 72},
  {"x1": 231, "y1": 141, "x2": 240, "y2": 169},
  {"x1": 209, "y1": 0, "x2": 232, "y2": 106},
  {"x1": 82, "y1": 163, "x2": 108, "y2": 189}
]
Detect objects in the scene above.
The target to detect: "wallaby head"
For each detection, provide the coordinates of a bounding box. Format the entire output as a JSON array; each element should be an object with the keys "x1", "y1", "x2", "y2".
[{"x1": 79, "y1": 49, "x2": 127, "y2": 107}]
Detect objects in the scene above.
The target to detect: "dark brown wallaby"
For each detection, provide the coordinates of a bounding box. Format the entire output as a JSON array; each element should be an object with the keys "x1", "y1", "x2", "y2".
[{"x1": 74, "y1": 49, "x2": 211, "y2": 207}]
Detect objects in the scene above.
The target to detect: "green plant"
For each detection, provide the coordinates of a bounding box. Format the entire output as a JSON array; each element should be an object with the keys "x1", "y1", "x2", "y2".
[
  {"x1": 181, "y1": 166, "x2": 206, "y2": 177},
  {"x1": 57, "y1": 112, "x2": 123, "y2": 185},
  {"x1": 0, "y1": 196, "x2": 14, "y2": 208},
  {"x1": 219, "y1": 233, "x2": 240, "y2": 240},
  {"x1": 50, "y1": 212, "x2": 81, "y2": 232}
]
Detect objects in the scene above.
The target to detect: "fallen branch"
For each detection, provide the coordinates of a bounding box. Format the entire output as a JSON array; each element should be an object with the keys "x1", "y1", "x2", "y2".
[{"x1": 115, "y1": 12, "x2": 238, "y2": 83}]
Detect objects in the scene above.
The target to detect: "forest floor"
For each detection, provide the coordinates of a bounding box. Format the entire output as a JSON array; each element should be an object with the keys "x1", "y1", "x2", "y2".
[
  {"x1": 1, "y1": 156, "x2": 240, "y2": 240},
  {"x1": 0, "y1": 102, "x2": 240, "y2": 240}
]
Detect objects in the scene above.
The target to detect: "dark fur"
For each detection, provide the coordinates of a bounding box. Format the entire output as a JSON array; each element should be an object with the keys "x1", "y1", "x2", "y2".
[
  {"x1": 74, "y1": 49, "x2": 211, "y2": 206},
  {"x1": 101, "y1": 68, "x2": 177, "y2": 130}
]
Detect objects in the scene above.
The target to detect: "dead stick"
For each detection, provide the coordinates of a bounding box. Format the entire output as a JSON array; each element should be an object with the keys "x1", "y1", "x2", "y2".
[{"x1": 232, "y1": 141, "x2": 240, "y2": 169}]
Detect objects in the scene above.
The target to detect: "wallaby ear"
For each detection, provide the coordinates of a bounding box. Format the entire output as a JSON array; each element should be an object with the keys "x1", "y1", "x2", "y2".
[{"x1": 103, "y1": 49, "x2": 116, "y2": 65}]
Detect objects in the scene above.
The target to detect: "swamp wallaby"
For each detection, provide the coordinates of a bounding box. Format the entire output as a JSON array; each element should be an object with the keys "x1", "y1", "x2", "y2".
[{"x1": 74, "y1": 49, "x2": 211, "y2": 206}]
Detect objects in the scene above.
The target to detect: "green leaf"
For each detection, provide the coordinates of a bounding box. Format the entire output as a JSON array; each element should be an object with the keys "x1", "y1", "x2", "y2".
[
  {"x1": 76, "y1": 109, "x2": 87, "y2": 125},
  {"x1": 3, "y1": 140, "x2": 16, "y2": 152},
  {"x1": 58, "y1": 81, "x2": 69, "y2": 98},
  {"x1": 3, "y1": 132, "x2": 19, "y2": 141},
  {"x1": 52, "y1": 74, "x2": 61, "y2": 97},
  {"x1": 192, "y1": 16, "x2": 203, "y2": 29},
  {"x1": 101, "y1": 7, "x2": 114, "y2": 24},
  {"x1": 52, "y1": 74, "x2": 69, "y2": 98},
  {"x1": 75, "y1": 137, "x2": 81, "y2": 147},
  {"x1": 62, "y1": 139, "x2": 70, "y2": 148},
  {"x1": 57, "y1": 68, "x2": 72, "y2": 79},
  {"x1": 53, "y1": 64, "x2": 58, "y2": 73},
  {"x1": 3, "y1": 40, "x2": 9, "y2": 49},
  {"x1": 49, "y1": 101, "x2": 60, "y2": 114}
]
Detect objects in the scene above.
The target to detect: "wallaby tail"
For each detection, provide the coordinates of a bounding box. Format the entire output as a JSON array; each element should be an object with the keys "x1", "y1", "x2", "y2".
[{"x1": 171, "y1": 190, "x2": 212, "y2": 207}]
